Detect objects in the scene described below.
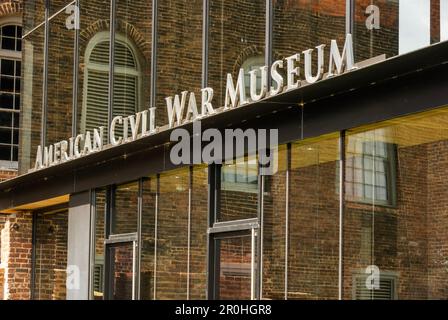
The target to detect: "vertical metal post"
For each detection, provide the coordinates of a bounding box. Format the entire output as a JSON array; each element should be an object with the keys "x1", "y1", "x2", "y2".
[
  {"x1": 265, "y1": 0, "x2": 273, "y2": 84},
  {"x1": 88, "y1": 189, "x2": 96, "y2": 300},
  {"x1": 202, "y1": 0, "x2": 209, "y2": 88},
  {"x1": 153, "y1": 174, "x2": 159, "y2": 300},
  {"x1": 41, "y1": 0, "x2": 50, "y2": 147},
  {"x1": 338, "y1": 130, "x2": 346, "y2": 300},
  {"x1": 108, "y1": 0, "x2": 116, "y2": 128},
  {"x1": 136, "y1": 179, "x2": 143, "y2": 300},
  {"x1": 72, "y1": 0, "x2": 80, "y2": 137},
  {"x1": 346, "y1": 0, "x2": 355, "y2": 35},
  {"x1": 284, "y1": 143, "x2": 291, "y2": 300},
  {"x1": 150, "y1": 0, "x2": 158, "y2": 111},
  {"x1": 257, "y1": 172, "x2": 264, "y2": 300},
  {"x1": 187, "y1": 166, "x2": 193, "y2": 300},
  {"x1": 206, "y1": 165, "x2": 216, "y2": 300},
  {"x1": 251, "y1": 228, "x2": 256, "y2": 300},
  {"x1": 30, "y1": 212, "x2": 38, "y2": 300}
]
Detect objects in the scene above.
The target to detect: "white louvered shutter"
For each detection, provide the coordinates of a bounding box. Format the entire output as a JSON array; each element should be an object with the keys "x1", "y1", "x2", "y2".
[{"x1": 84, "y1": 40, "x2": 139, "y2": 136}]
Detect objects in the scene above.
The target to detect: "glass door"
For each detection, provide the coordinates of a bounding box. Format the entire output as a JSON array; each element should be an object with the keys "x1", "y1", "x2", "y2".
[
  {"x1": 105, "y1": 237, "x2": 138, "y2": 300},
  {"x1": 212, "y1": 229, "x2": 258, "y2": 300}
]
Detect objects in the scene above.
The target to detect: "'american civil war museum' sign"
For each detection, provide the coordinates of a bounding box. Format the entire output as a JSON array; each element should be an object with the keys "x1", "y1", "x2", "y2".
[{"x1": 33, "y1": 34, "x2": 357, "y2": 172}]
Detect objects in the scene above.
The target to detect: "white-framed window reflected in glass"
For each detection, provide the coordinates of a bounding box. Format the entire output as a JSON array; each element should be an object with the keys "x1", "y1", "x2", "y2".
[
  {"x1": 0, "y1": 22, "x2": 22, "y2": 169},
  {"x1": 345, "y1": 137, "x2": 397, "y2": 206},
  {"x1": 81, "y1": 32, "x2": 141, "y2": 137}
]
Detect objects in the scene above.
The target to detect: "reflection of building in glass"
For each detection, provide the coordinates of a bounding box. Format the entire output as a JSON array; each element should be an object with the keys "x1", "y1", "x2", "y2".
[
  {"x1": 1, "y1": 0, "x2": 448, "y2": 301},
  {"x1": 0, "y1": 1, "x2": 22, "y2": 181}
]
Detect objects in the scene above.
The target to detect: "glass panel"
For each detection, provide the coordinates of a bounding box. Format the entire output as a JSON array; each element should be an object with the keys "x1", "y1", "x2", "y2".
[
  {"x1": 46, "y1": 11, "x2": 74, "y2": 145},
  {"x1": 111, "y1": 182, "x2": 138, "y2": 235},
  {"x1": 354, "y1": 1, "x2": 445, "y2": 60},
  {"x1": 23, "y1": 1, "x2": 45, "y2": 35},
  {"x1": 155, "y1": 0, "x2": 202, "y2": 126},
  {"x1": 108, "y1": 243, "x2": 134, "y2": 300},
  {"x1": 190, "y1": 165, "x2": 209, "y2": 299},
  {"x1": 50, "y1": 0, "x2": 77, "y2": 15},
  {"x1": 344, "y1": 106, "x2": 448, "y2": 300},
  {"x1": 156, "y1": 168, "x2": 189, "y2": 299},
  {"x1": 93, "y1": 188, "x2": 106, "y2": 300},
  {"x1": 262, "y1": 145, "x2": 287, "y2": 299},
  {"x1": 288, "y1": 134, "x2": 340, "y2": 299},
  {"x1": 77, "y1": 0, "x2": 110, "y2": 137},
  {"x1": 140, "y1": 177, "x2": 156, "y2": 300},
  {"x1": 20, "y1": 26, "x2": 44, "y2": 174},
  {"x1": 216, "y1": 235, "x2": 252, "y2": 300},
  {"x1": 209, "y1": 0, "x2": 265, "y2": 108},
  {"x1": 219, "y1": 155, "x2": 258, "y2": 222},
  {"x1": 113, "y1": 0, "x2": 152, "y2": 130},
  {"x1": 34, "y1": 210, "x2": 69, "y2": 300},
  {"x1": 0, "y1": 112, "x2": 12, "y2": 128},
  {"x1": 272, "y1": 0, "x2": 346, "y2": 80}
]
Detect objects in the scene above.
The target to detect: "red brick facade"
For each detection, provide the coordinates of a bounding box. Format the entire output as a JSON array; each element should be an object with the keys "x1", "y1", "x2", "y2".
[
  {"x1": 0, "y1": 213, "x2": 33, "y2": 300},
  {"x1": 3, "y1": 0, "x2": 448, "y2": 301}
]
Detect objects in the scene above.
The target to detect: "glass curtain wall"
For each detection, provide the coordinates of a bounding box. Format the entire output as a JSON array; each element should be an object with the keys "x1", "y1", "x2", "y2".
[
  {"x1": 19, "y1": 11, "x2": 44, "y2": 174},
  {"x1": 343, "y1": 107, "x2": 448, "y2": 300},
  {"x1": 273, "y1": 0, "x2": 346, "y2": 69},
  {"x1": 20, "y1": 0, "x2": 448, "y2": 175},
  {"x1": 94, "y1": 165, "x2": 209, "y2": 300},
  {"x1": 208, "y1": 0, "x2": 265, "y2": 107},
  {"x1": 354, "y1": 0, "x2": 447, "y2": 60},
  {"x1": 77, "y1": 0, "x2": 110, "y2": 135},
  {"x1": 46, "y1": 5, "x2": 74, "y2": 145},
  {"x1": 154, "y1": 0, "x2": 202, "y2": 126},
  {"x1": 112, "y1": 0, "x2": 152, "y2": 130}
]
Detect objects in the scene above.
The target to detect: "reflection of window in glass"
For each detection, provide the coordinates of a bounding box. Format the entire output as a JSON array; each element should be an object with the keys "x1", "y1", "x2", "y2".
[
  {"x1": 221, "y1": 156, "x2": 258, "y2": 193},
  {"x1": 82, "y1": 33, "x2": 141, "y2": 136},
  {"x1": 0, "y1": 24, "x2": 22, "y2": 168},
  {"x1": 111, "y1": 182, "x2": 139, "y2": 235},
  {"x1": 353, "y1": 272, "x2": 398, "y2": 300},
  {"x1": 241, "y1": 55, "x2": 264, "y2": 100},
  {"x1": 346, "y1": 141, "x2": 396, "y2": 206}
]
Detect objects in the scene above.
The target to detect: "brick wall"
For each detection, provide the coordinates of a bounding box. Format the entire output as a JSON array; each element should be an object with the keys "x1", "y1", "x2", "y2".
[{"x1": 0, "y1": 213, "x2": 33, "y2": 300}]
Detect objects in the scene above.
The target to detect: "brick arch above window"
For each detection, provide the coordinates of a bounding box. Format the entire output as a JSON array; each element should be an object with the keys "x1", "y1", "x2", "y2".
[
  {"x1": 231, "y1": 45, "x2": 265, "y2": 77},
  {"x1": 79, "y1": 19, "x2": 150, "y2": 63},
  {"x1": 0, "y1": 1, "x2": 23, "y2": 19}
]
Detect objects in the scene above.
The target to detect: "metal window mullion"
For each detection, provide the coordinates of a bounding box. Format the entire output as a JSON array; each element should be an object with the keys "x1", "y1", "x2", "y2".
[
  {"x1": 346, "y1": 0, "x2": 355, "y2": 35},
  {"x1": 284, "y1": 143, "x2": 291, "y2": 300},
  {"x1": 206, "y1": 164, "x2": 216, "y2": 300},
  {"x1": 258, "y1": 174, "x2": 264, "y2": 300},
  {"x1": 41, "y1": 0, "x2": 50, "y2": 148},
  {"x1": 149, "y1": 0, "x2": 158, "y2": 110},
  {"x1": 30, "y1": 212, "x2": 38, "y2": 300},
  {"x1": 72, "y1": 0, "x2": 80, "y2": 137},
  {"x1": 265, "y1": 0, "x2": 273, "y2": 84},
  {"x1": 153, "y1": 174, "x2": 160, "y2": 300},
  {"x1": 338, "y1": 130, "x2": 346, "y2": 300},
  {"x1": 136, "y1": 178, "x2": 143, "y2": 300},
  {"x1": 108, "y1": 0, "x2": 116, "y2": 128},
  {"x1": 187, "y1": 166, "x2": 193, "y2": 300},
  {"x1": 88, "y1": 189, "x2": 96, "y2": 300}
]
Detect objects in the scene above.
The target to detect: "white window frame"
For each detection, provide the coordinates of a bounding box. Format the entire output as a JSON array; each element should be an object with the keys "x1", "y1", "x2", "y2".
[
  {"x1": 0, "y1": 15, "x2": 22, "y2": 169},
  {"x1": 81, "y1": 31, "x2": 142, "y2": 135}
]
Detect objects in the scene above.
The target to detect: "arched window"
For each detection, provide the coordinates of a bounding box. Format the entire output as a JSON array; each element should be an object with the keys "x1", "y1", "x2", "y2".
[
  {"x1": 241, "y1": 55, "x2": 265, "y2": 100},
  {"x1": 82, "y1": 32, "x2": 141, "y2": 136},
  {"x1": 0, "y1": 22, "x2": 22, "y2": 169}
]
